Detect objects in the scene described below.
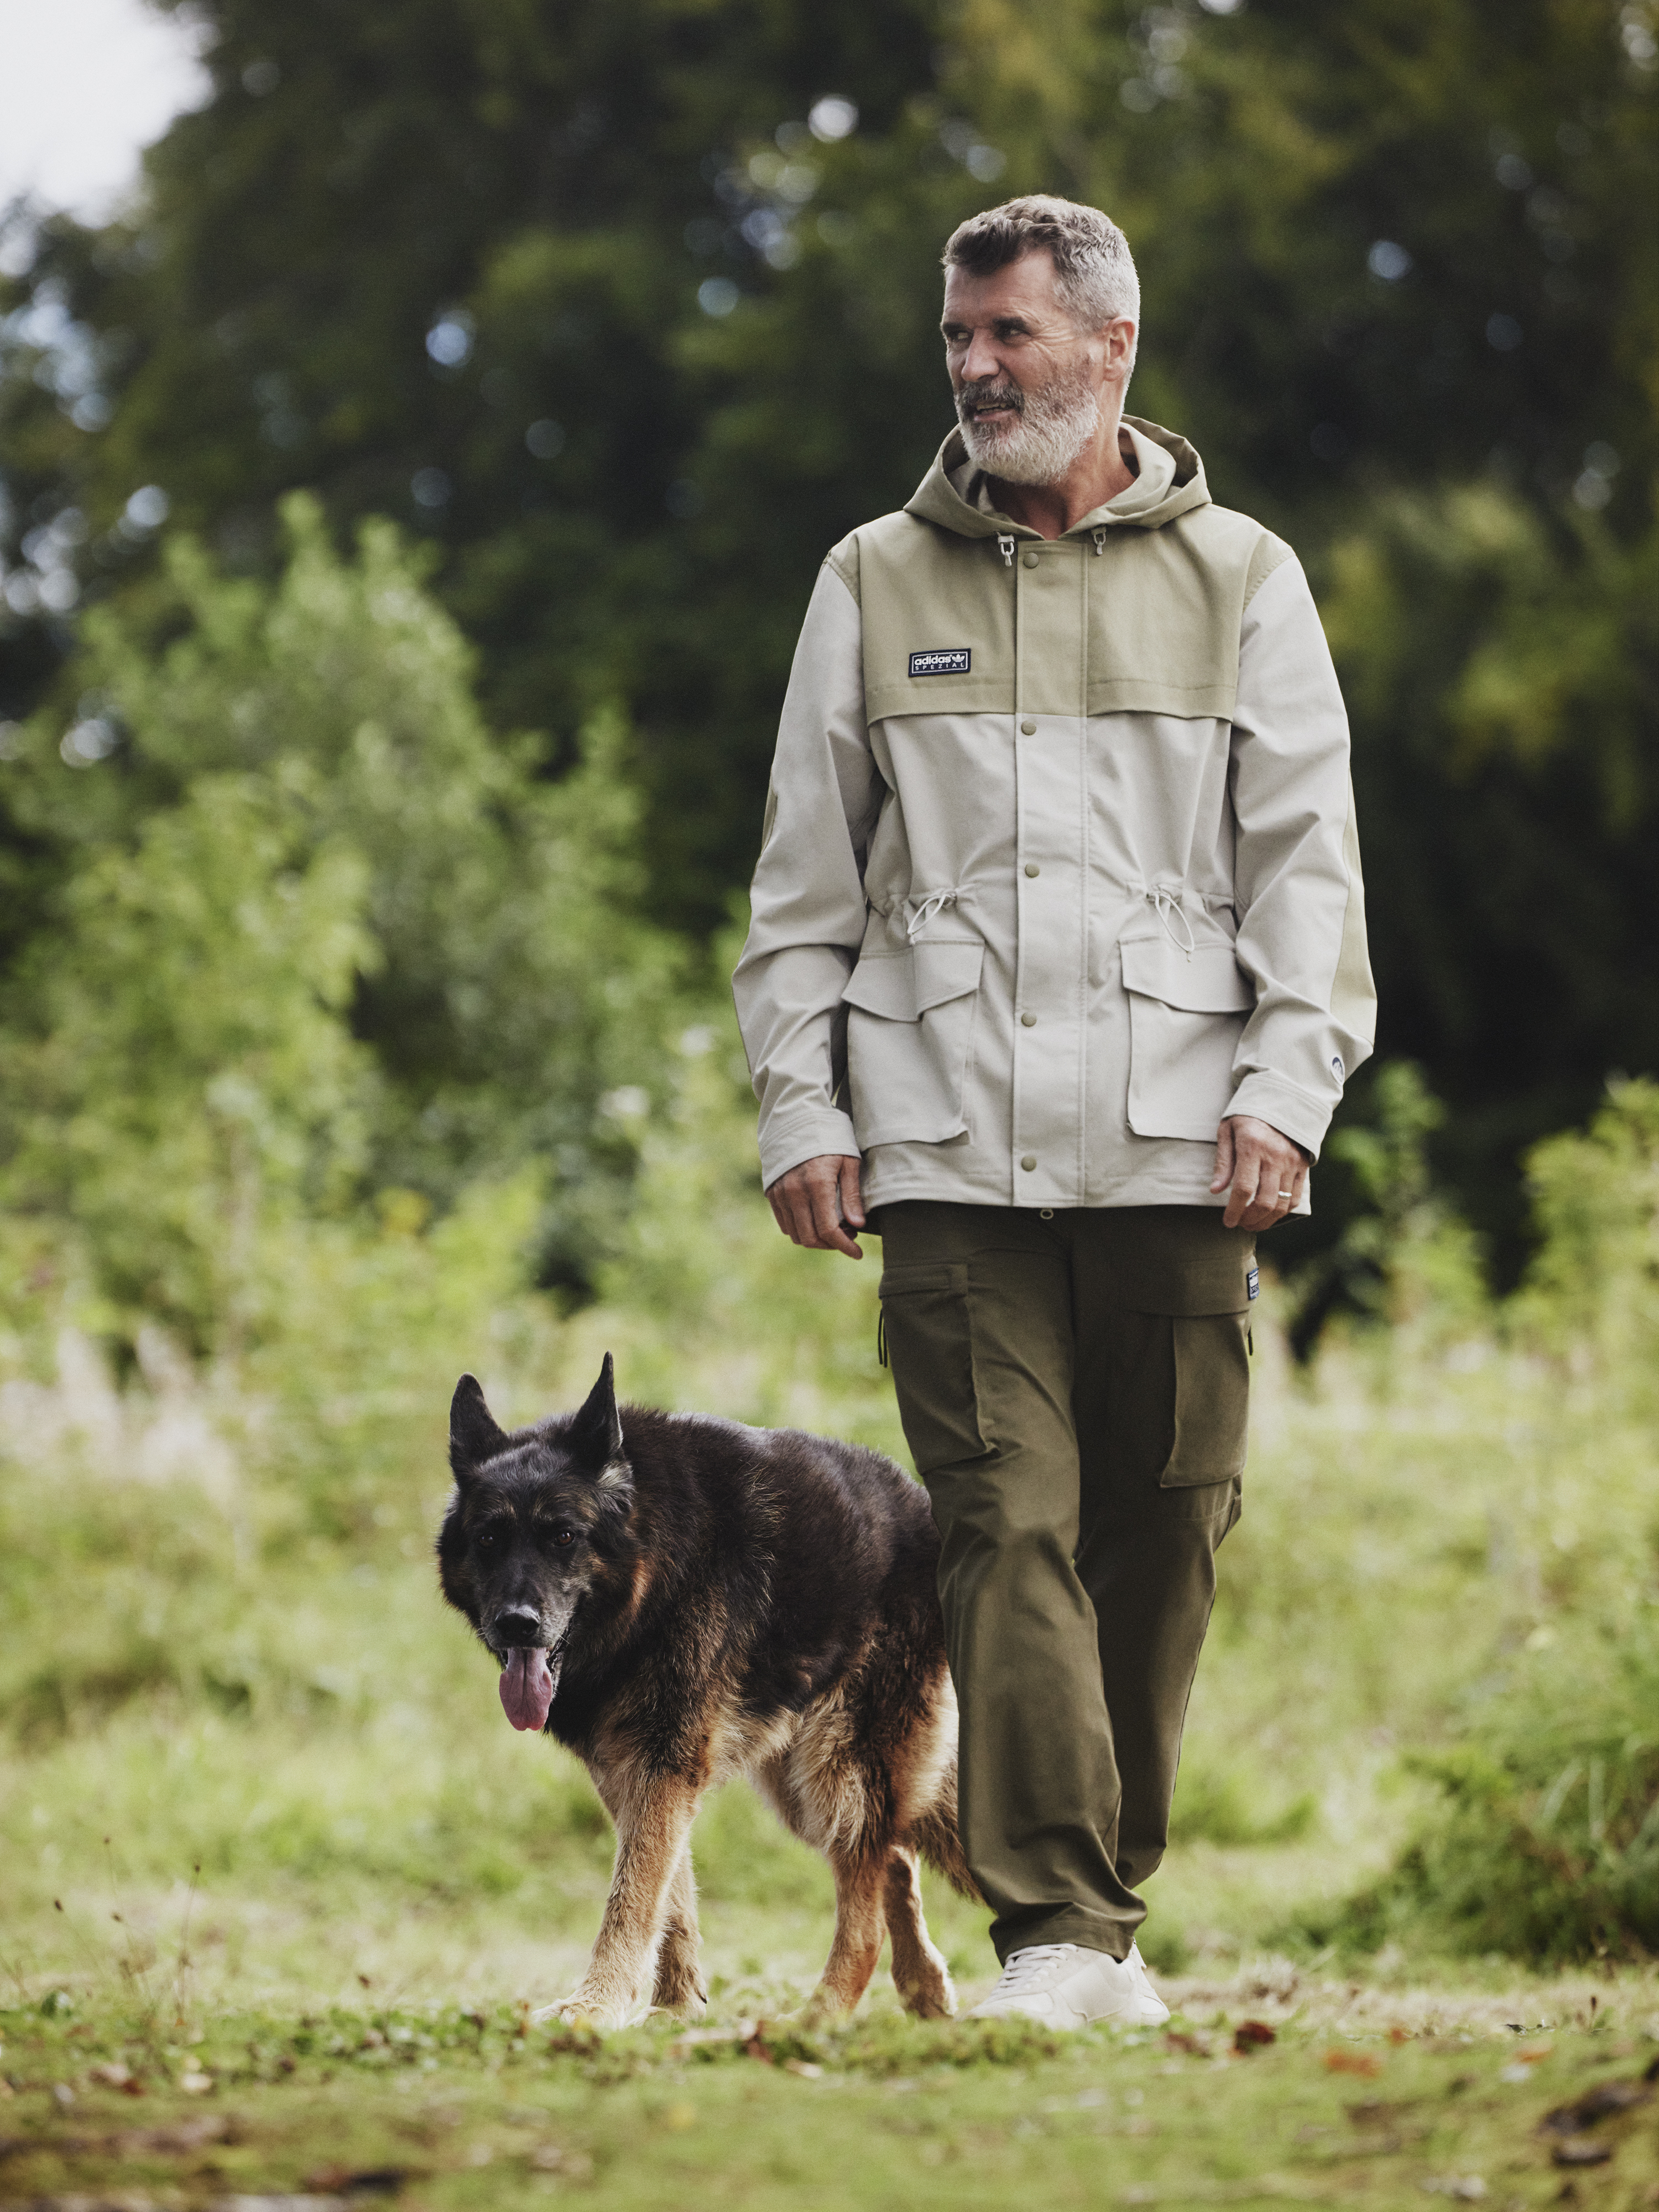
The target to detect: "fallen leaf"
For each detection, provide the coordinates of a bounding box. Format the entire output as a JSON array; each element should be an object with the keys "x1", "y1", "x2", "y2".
[
  {"x1": 1345, "y1": 2099, "x2": 1417, "y2": 2128},
  {"x1": 1164, "y1": 2031, "x2": 1209, "y2": 2057},
  {"x1": 1553, "y1": 2139, "x2": 1614, "y2": 2168},
  {"x1": 1539, "y1": 2078, "x2": 1652, "y2": 2135},
  {"x1": 1233, "y1": 2020, "x2": 1276, "y2": 2052},
  {"x1": 1323, "y1": 2049, "x2": 1382, "y2": 2077}
]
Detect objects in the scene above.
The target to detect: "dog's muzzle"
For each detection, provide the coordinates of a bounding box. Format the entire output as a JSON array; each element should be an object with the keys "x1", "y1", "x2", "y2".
[
  {"x1": 491, "y1": 1604, "x2": 545, "y2": 1650},
  {"x1": 491, "y1": 1601, "x2": 575, "y2": 1734}
]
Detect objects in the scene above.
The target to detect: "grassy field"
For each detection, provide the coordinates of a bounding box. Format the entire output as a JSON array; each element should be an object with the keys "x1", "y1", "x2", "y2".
[
  {"x1": 3, "y1": 1944, "x2": 1657, "y2": 2209},
  {"x1": 3, "y1": 1058, "x2": 1657, "y2": 2208}
]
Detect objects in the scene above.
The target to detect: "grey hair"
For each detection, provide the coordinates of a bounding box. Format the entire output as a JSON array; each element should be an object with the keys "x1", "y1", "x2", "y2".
[{"x1": 942, "y1": 195, "x2": 1140, "y2": 345}]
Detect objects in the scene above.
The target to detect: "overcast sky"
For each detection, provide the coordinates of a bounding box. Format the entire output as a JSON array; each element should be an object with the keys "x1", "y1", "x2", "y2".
[{"x1": 0, "y1": 0, "x2": 207, "y2": 223}]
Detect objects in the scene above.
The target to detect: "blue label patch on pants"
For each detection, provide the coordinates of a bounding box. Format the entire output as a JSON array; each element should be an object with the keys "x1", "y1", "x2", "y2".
[{"x1": 1246, "y1": 1265, "x2": 1259, "y2": 1301}]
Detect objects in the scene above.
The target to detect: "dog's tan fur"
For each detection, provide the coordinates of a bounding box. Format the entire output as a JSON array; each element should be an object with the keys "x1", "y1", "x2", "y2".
[{"x1": 544, "y1": 1658, "x2": 966, "y2": 2026}]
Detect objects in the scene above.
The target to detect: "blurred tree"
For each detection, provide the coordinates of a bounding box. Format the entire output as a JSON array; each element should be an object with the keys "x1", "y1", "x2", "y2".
[
  {"x1": 1, "y1": 0, "x2": 1653, "y2": 1277},
  {"x1": 0, "y1": 500, "x2": 687, "y2": 1329}
]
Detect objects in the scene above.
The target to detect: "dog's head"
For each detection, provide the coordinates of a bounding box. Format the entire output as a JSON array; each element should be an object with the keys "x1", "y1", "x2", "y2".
[{"x1": 437, "y1": 1354, "x2": 636, "y2": 1732}]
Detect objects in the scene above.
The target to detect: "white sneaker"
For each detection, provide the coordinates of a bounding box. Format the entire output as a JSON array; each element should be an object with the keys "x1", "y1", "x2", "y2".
[
  {"x1": 1124, "y1": 1942, "x2": 1170, "y2": 2026},
  {"x1": 966, "y1": 1941, "x2": 1170, "y2": 2028}
]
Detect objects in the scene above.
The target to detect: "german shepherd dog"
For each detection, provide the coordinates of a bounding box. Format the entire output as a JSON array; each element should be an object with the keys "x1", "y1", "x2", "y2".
[{"x1": 437, "y1": 1355, "x2": 973, "y2": 2026}]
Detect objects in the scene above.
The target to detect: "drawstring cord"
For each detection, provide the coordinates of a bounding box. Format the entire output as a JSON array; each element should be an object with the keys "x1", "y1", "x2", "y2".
[
  {"x1": 1145, "y1": 884, "x2": 1196, "y2": 954},
  {"x1": 905, "y1": 889, "x2": 961, "y2": 943}
]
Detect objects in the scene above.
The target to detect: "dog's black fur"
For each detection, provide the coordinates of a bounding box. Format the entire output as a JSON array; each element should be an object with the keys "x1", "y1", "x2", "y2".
[{"x1": 437, "y1": 1355, "x2": 971, "y2": 2025}]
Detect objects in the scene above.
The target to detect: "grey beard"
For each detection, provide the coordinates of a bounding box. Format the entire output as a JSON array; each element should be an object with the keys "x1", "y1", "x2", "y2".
[{"x1": 958, "y1": 366, "x2": 1103, "y2": 487}]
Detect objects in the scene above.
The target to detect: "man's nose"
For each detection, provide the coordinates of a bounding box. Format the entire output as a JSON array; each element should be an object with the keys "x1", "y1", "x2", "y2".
[{"x1": 961, "y1": 330, "x2": 1003, "y2": 383}]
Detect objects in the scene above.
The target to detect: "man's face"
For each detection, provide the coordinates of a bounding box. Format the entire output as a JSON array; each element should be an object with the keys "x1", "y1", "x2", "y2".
[{"x1": 941, "y1": 251, "x2": 1135, "y2": 485}]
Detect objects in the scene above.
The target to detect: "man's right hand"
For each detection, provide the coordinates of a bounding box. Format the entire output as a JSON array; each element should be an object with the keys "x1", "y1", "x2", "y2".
[{"x1": 766, "y1": 1154, "x2": 867, "y2": 1260}]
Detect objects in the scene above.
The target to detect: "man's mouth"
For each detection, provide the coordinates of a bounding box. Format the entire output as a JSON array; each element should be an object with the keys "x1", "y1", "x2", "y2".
[{"x1": 960, "y1": 385, "x2": 1024, "y2": 425}]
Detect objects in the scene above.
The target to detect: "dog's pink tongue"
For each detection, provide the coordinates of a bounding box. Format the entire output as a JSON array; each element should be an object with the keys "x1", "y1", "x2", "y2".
[{"x1": 499, "y1": 1647, "x2": 554, "y2": 1732}]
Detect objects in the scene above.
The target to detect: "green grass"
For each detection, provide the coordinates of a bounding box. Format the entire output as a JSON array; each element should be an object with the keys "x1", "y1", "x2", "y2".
[
  {"x1": 3, "y1": 1959, "x2": 1657, "y2": 2210},
  {"x1": 2, "y1": 1064, "x2": 1657, "y2": 2205}
]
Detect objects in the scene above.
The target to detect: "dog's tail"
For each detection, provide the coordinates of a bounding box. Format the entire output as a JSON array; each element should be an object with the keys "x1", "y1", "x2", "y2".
[{"x1": 910, "y1": 1762, "x2": 980, "y2": 1900}]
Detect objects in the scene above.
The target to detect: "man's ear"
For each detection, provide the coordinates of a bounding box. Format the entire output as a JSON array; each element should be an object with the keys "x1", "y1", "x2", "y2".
[
  {"x1": 567, "y1": 1351, "x2": 625, "y2": 1475},
  {"x1": 450, "y1": 1374, "x2": 509, "y2": 1480}
]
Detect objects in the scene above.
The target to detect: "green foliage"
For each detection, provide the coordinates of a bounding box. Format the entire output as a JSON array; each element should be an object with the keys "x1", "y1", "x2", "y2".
[
  {"x1": 1282, "y1": 1081, "x2": 1659, "y2": 1965},
  {"x1": 2, "y1": 0, "x2": 1654, "y2": 1272},
  {"x1": 1166, "y1": 1769, "x2": 1316, "y2": 1852},
  {"x1": 1308, "y1": 1614, "x2": 1659, "y2": 1965},
  {"x1": 1284, "y1": 1061, "x2": 1488, "y2": 1356},
  {"x1": 0, "y1": 774, "x2": 375, "y2": 1347},
  {"x1": 0, "y1": 498, "x2": 689, "y2": 1344},
  {"x1": 1317, "y1": 487, "x2": 1659, "y2": 1265},
  {"x1": 1515, "y1": 1074, "x2": 1659, "y2": 1393}
]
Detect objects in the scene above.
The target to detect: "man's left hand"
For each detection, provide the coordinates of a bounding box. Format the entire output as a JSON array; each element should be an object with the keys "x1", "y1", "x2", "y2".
[{"x1": 1211, "y1": 1115, "x2": 1310, "y2": 1231}]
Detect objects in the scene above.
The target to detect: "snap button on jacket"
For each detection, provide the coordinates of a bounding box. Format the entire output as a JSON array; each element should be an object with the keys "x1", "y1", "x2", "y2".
[{"x1": 733, "y1": 418, "x2": 1376, "y2": 1214}]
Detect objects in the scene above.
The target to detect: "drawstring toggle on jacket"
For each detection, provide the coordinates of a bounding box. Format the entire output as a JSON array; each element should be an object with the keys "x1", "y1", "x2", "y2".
[
  {"x1": 905, "y1": 890, "x2": 962, "y2": 943},
  {"x1": 1145, "y1": 884, "x2": 1196, "y2": 956}
]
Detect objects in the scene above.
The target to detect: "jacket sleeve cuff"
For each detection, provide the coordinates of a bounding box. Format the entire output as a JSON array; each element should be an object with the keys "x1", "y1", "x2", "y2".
[
  {"x1": 1223, "y1": 1073, "x2": 1334, "y2": 1161},
  {"x1": 759, "y1": 1108, "x2": 863, "y2": 1192}
]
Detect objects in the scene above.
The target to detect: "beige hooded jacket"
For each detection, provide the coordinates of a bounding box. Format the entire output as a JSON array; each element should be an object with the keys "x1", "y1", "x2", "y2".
[{"x1": 733, "y1": 417, "x2": 1376, "y2": 1216}]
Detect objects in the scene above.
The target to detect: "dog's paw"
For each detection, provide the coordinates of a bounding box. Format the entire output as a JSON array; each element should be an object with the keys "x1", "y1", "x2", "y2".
[
  {"x1": 530, "y1": 1991, "x2": 629, "y2": 2031},
  {"x1": 898, "y1": 1974, "x2": 957, "y2": 2022},
  {"x1": 651, "y1": 1964, "x2": 707, "y2": 2018}
]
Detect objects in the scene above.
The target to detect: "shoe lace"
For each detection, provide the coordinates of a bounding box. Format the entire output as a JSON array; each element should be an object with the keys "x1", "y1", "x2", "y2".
[{"x1": 992, "y1": 1944, "x2": 1075, "y2": 1993}]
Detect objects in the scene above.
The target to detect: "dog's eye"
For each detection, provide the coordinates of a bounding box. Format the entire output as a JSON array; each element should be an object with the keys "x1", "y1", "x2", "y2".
[
  {"x1": 552, "y1": 1527, "x2": 576, "y2": 1548},
  {"x1": 476, "y1": 1528, "x2": 500, "y2": 1552}
]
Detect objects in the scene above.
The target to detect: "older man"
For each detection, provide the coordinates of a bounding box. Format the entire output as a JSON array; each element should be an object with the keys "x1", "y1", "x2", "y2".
[{"x1": 733, "y1": 196, "x2": 1374, "y2": 2027}]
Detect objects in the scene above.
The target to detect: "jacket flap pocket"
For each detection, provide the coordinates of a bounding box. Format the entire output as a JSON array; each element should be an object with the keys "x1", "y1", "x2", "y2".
[
  {"x1": 843, "y1": 941, "x2": 983, "y2": 1022},
  {"x1": 1121, "y1": 938, "x2": 1253, "y2": 1015},
  {"x1": 913, "y1": 940, "x2": 983, "y2": 1013}
]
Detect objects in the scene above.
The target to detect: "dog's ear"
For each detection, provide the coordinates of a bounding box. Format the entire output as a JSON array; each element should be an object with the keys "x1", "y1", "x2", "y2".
[
  {"x1": 450, "y1": 1374, "x2": 508, "y2": 1479},
  {"x1": 567, "y1": 1351, "x2": 626, "y2": 1482}
]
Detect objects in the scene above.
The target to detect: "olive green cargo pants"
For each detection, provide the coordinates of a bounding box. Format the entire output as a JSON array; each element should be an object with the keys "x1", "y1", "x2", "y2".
[{"x1": 877, "y1": 1202, "x2": 1254, "y2": 1965}]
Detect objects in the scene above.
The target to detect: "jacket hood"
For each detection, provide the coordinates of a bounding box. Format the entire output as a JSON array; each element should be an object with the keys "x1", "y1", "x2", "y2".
[{"x1": 904, "y1": 414, "x2": 1211, "y2": 539}]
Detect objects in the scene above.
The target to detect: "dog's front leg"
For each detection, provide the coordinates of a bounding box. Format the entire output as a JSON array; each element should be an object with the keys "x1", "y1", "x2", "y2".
[
  {"x1": 539, "y1": 1771, "x2": 696, "y2": 2029},
  {"x1": 651, "y1": 1837, "x2": 706, "y2": 2016}
]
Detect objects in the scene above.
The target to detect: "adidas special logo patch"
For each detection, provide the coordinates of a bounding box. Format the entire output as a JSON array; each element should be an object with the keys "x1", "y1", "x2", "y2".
[{"x1": 909, "y1": 647, "x2": 971, "y2": 677}]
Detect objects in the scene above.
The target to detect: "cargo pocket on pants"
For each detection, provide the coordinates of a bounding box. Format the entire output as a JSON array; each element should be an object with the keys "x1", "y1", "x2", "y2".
[
  {"x1": 878, "y1": 1260, "x2": 990, "y2": 1476},
  {"x1": 1160, "y1": 1311, "x2": 1250, "y2": 1487}
]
